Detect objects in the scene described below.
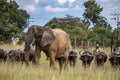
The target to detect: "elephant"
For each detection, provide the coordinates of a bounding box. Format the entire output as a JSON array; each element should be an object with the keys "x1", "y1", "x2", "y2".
[
  {"x1": 24, "y1": 25, "x2": 71, "y2": 71},
  {"x1": 68, "y1": 50, "x2": 78, "y2": 67},
  {"x1": 95, "y1": 52, "x2": 107, "y2": 67},
  {"x1": 79, "y1": 50, "x2": 94, "y2": 68}
]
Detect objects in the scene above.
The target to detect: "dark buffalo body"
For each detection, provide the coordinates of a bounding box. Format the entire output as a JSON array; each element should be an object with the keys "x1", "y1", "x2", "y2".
[
  {"x1": 0, "y1": 48, "x2": 7, "y2": 61},
  {"x1": 68, "y1": 50, "x2": 78, "y2": 67},
  {"x1": 8, "y1": 50, "x2": 20, "y2": 61},
  {"x1": 109, "y1": 52, "x2": 120, "y2": 67},
  {"x1": 80, "y1": 50, "x2": 93, "y2": 68},
  {"x1": 8, "y1": 49, "x2": 35, "y2": 63},
  {"x1": 20, "y1": 49, "x2": 35, "y2": 62},
  {"x1": 95, "y1": 52, "x2": 107, "y2": 66}
]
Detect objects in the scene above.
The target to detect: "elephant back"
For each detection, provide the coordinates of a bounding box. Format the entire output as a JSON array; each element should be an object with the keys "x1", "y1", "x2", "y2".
[{"x1": 52, "y1": 28, "x2": 71, "y2": 58}]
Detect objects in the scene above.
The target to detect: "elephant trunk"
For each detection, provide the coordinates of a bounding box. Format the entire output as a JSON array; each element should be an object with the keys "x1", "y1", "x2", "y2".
[
  {"x1": 24, "y1": 32, "x2": 35, "y2": 65},
  {"x1": 24, "y1": 34, "x2": 34, "y2": 52}
]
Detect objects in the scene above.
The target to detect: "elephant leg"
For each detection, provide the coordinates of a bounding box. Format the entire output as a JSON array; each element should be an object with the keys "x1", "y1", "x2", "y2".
[
  {"x1": 58, "y1": 57, "x2": 64, "y2": 73},
  {"x1": 64, "y1": 59, "x2": 68, "y2": 70},
  {"x1": 34, "y1": 46, "x2": 41, "y2": 65},
  {"x1": 63, "y1": 50, "x2": 69, "y2": 70},
  {"x1": 49, "y1": 52, "x2": 56, "y2": 69}
]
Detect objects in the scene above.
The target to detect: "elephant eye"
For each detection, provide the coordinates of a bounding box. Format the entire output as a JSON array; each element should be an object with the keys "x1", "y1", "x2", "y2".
[
  {"x1": 37, "y1": 34, "x2": 42, "y2": 38},
  {"x1": 34, "y1": 34, "x2": 42, "y2": 39}
]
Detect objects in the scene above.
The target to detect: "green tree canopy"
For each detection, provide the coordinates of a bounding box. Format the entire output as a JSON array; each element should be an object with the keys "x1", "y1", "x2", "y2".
[
  {"x1": 83, "y1": 0, "x2": 111, "y2": 28},
  {"x1": 0, "y1": 0, "x2": 29, "y2": 43}
]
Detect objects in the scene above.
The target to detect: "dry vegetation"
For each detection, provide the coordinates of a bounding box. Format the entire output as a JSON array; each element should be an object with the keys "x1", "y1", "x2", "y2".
[{"x1": 0, "y1": 44, "x2": 120, "y2": 80}]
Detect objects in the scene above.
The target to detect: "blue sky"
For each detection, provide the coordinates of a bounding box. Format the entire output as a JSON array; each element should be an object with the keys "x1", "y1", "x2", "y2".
[{"x1": 15, "y1": 0, "x2": 120, "y2": 31}]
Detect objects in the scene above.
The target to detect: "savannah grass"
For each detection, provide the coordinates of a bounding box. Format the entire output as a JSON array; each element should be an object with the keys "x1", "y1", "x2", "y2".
[{"x1": 0, "y1": 44, "x2": 120, "y2": 80}]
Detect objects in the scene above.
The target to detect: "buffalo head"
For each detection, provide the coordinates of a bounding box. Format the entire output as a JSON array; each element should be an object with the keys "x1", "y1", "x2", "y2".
[
  {"x1": 68, "y1": 50, "x2": 78, "y2": 67},
  {"x1": 8, "y1": 50, "x2": 20, "y2": 62},
  {"x1": 80, "y1": 50, "x2": 93, "y2": 68},
  {"x1": 109, "y1": 52, "x2": 120, "y2": 67},
  {"x1": 95, "y1": 52, "x2": 107, "y2": 67}
]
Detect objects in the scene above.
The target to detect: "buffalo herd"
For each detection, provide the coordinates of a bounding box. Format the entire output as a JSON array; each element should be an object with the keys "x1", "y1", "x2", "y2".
[
  {"x1": 0, "y1": 48, "x2": 35, "y2": 63},
  {"x1": 0, "y1": 48, "x2": 120, "y2": 69}
]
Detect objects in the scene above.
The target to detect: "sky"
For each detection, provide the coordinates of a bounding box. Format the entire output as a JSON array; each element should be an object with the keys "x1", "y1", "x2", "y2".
[{"x1": 14, "y1": 0, "x2": 120, "y2": 31}]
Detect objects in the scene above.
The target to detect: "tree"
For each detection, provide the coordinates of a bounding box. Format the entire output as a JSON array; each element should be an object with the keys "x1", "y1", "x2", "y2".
[
  {"x1": 0, "y1": 0, "x2": 29, "y2": 43},
  {"x1": 112, "y1": 28, "x2": 120, "y2": 47},
  {"x1": 82, "y1": 0, "x2": 112, "y2": 47},
  {"x1": 83, "y1": 0, "x2": 103, "y2": 26}
]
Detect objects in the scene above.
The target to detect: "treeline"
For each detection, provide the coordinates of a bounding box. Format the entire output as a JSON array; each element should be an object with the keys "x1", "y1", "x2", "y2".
[
  {"x1": 0, "y1": 0, "x2": 119, "y2": 48},
  {"x1": 0, "y1": 0, "x2": 29, "y2": 44},
  {"x1": 45, "y1": 0, "x2": 120, "y2": 48},
  {"x1": 45, "y1": 15, "x2": 116, "y2": 48}
]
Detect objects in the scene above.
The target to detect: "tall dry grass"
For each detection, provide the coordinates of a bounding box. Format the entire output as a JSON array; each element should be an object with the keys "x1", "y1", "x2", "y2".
[{"x1": 0, "y1": 44, "x2": 120, "y2": 80}]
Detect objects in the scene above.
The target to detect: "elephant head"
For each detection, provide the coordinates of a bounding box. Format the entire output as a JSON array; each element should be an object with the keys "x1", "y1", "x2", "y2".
[
  {"x1": 24, "y1": 25, "x2": 56, "y2": 52},
  {"x1": 34, "y1": 27, "x2": 56, "y2": 47}
]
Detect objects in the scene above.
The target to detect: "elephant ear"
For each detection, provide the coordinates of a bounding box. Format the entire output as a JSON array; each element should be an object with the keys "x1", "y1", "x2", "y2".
[{"x1": 40, "y1": 28, "x2": 56, "y2": 47}]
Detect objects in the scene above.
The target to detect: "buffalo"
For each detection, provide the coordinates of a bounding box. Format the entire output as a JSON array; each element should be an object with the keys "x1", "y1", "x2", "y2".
[
  {"x1": 8, "y1": 50, "x2": 20, "y2": 62},
  {"x1": 0, "y1": 48, "x2": 7, "y2": 61},
  {"x1": 19, "y1": 49, "x2": 35, "y2": 64},
  {"x1": 8, "y1": 49, "x2": 35, "y2": 64},
  {"x1": 68, "y1": 50, "x2": 78, "y2": 67},
  {"x1": 109, "y1": 52, "x2": 120, "y2": 67},
  {"x1": 95, "y1": 52, "x2": 107, "y2": 67},
  {"x1": 79, "y1": 50, "x2": 94, "y2": 68}
]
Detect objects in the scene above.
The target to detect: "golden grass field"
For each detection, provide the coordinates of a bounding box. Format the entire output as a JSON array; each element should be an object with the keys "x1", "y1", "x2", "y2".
[{"x1": 0, "y1": 44, "x2": 120, "y2": 80}]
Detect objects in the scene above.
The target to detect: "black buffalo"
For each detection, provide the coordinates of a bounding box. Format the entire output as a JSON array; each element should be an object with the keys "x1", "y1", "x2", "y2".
[
  {"x1": 20, "y1": 49, "x2": 35, "y2": 64},
  {"x1": 80, "y1": 50, "x2": 94, "y2": 68},
  {"x1": 8, "y1": 49, "x2": 35, "y2": 63},
  {"x1": 68, "y1": 50, "x2": 78, "y2": 67},
  {"x1": 0, "y1": 48, "x2": 7, "y2": 61},
  {"x1": 95, "y1": 52, "x2": 107, "y2": 67},
  {"x1": 8, "y1": 50, "x2": 20, "y2": 62},
  {"x1": 109, "y1": 52, "x2": 120, "y2": 67}
]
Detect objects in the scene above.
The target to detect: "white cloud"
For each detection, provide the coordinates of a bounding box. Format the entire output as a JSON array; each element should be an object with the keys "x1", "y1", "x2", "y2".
[
  {"x1": 72, "y1": 5, "x2": 81, "y2": 10},
  {"x1": 57, "y1": 0, "x2": 67, "y2": 5},
  {"x1": 45, "y1": 5, "x2": 81, "y2": 12},
  {"x1": 97, "y1": 0, "x2": 109, "y2": 2},
  {"x1": 24, "y1": 5, "x2": 36, "y2": 12},
  {"x1": 34, "y1": 0, "x2": 40, "y2": 4},
  {"x1": 68, "y1": 0, "x2": 76, "y2": 4},
  {"x1": 45, "y1": 5, "x2": 69, "y2": 12},
  {"x1": 57, "y1": 0, "x2": 76, "y2": 5},
  {"x1": 109, "y1": 6, "x2": 118, "y2": 10}
]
